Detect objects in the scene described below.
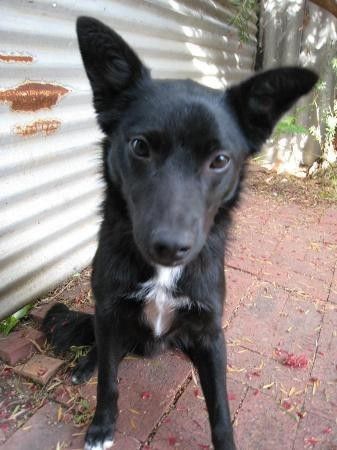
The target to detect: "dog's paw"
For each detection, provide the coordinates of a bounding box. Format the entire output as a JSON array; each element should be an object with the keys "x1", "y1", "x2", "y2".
[
  {"x1": 84, "y1": 440, "x2": 114, "y2": 450},
  {"x1": 71, "y1": 358, "x2": 95, "y2": 385},
  {"x1": 84, "y1": 423, "x2": 114, "y2": 450}
]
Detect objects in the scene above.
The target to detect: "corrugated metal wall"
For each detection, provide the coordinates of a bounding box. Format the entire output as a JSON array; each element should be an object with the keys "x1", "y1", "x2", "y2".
[
  {"x1": 0, "y1": 0, "x2": 257, "y2": 319},
  {"x1": 259, "y1": 0, "x2": 337, "y2": 173}
]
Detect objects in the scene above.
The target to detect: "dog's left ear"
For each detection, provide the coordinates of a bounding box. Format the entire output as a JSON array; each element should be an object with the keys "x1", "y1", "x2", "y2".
[
  {"x1": 76, "y1": 16, "x2": 150, "y2": 132},
  {"x1": 227, "y1": 67, "x2": 318, "y2": 152}
]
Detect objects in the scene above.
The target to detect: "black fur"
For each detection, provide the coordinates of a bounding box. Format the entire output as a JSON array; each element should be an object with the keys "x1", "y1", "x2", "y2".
[
  {"x1": 42, "y1": 16, "x2": 318, "y2": 450},
  {"x1": 42, "y1": 303, "x2": 94, "y2": 354}
]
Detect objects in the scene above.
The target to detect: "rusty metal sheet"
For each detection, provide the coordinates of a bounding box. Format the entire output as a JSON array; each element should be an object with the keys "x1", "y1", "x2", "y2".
[
  {"x1": 14, "y1": 119, "x2": 61, "y2": 137},
  {"x1": 0, "y1": 53, "x2": 34, "y2": 63},
  {"x1": 0, "y1": 82, "x2": 69, "y2": 112}
]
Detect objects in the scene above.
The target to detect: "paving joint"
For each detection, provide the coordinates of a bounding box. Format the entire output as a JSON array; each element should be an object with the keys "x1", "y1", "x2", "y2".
[
  {"x1": 232, "y1": 384, "x2": 249, "y2": 425},
  {"x1": 327, "y1": 261, "x2": 336, "y2": 304},
  {"x1": 139, "y1": 371, "x2": 193, "y2": 449},
  {"x1": 223, "y1": 274, "x2": 260, "y2": 330},
  {"x1": 291, "y1": 300, "x2": 327, "y2": 450}
]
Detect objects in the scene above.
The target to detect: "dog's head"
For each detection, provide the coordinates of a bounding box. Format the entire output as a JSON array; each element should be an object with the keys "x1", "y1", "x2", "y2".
[{"x1": 77, "y1": 17, "x2": 317, "y2": 267}]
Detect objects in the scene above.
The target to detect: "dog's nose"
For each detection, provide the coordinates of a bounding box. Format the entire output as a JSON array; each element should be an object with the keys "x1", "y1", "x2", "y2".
[{"x1": 151, "y1": 231, "x2": 194, "y2": 265}]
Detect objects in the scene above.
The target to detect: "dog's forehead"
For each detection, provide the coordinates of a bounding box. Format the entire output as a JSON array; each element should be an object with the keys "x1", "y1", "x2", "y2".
[
  {"x1": 164, "y1": 100, "x2": 222, "y2": 142},
  {"x1": 125, "y1": 79, "x2": 247, "y2": 151},
  {"x1": 145, "y1": 80, "x2": 223, "y2": 128},
  {"x1": 129, "y1": 80, "x2": 215, "y2": 124}
]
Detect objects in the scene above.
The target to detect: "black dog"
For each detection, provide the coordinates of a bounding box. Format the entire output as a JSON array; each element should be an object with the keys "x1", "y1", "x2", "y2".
[{"x1": 43, "y1": 16, "x2": 317, "y2": 450}]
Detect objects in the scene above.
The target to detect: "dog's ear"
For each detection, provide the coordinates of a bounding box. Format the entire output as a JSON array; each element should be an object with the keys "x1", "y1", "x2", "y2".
[
  {"x1": 76, "y1": 16, "x2": 149, "y2": 132},
  {"x1": 227, "y1": 67, "x2": 318, "y2": 152}
]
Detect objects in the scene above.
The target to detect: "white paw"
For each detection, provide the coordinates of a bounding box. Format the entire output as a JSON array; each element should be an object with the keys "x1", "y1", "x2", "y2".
[
  {"x1": 71, "y1": 374, "x2": 78, "y2": 384},
  {"x1": 84, "y1": 439, "x2": 114, "y2": 450}
]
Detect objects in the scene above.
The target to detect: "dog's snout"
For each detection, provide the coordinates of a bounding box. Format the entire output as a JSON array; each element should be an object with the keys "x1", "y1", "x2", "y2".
[{"x1": 151, "y1": 230, "x2": 194, "y2": 265}]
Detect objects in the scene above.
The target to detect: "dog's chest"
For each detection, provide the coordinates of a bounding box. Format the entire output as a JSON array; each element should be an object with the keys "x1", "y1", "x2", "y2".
[{"x1": 140, "y1": 267, "x2": 189, "y2": 336}]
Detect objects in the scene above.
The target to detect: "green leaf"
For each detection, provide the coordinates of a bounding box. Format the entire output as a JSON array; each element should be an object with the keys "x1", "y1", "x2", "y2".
[
  {"x1": 0, "y1": 304, "x2": 33, "y2": 335},
  {"x1": 275, "y1": 116, "x2": 309, "y2": 135}
]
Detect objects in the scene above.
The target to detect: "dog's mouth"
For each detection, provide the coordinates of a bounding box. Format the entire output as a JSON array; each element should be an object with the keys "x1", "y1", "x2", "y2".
[
  {"x1": 134, "y1": 232, "x2": 198, "y2": 268},
  {"x1": 149, "y1": 244, "x2": 193, "y2": 267},
  {"x1": 145, "y1": 247, "x2": 193, "y2": 268},
  {"x1": 148, "y1": 255, "x2": 190, "y2": 268}
]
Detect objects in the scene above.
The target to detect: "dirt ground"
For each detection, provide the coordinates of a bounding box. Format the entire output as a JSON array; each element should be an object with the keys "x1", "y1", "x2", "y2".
[{"x1": 246, "y1": 162, "x2": 337, "y2": 207}]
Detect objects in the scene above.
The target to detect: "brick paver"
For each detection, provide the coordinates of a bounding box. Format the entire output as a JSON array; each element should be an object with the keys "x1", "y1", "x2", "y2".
[
  {"x1": 0, "y1": 190, "x2": 336, "y2": 450},
  {"x1": 223, "y1": 268, "x2": 257, "y2": 328},
  {"x1": 13, "y1": 354, "x2": 64, "y2": 384},
  {"x1": 52, "y1": 352, "x2": 191, "y2": 443},
  {"x1": 0, "y1": 327, "x2": 45, "y2": 365},
  {"x1": 226, "y1": 283, "x2": 289, "y2": 356},
  {"x1": 329, "y1": 268, "x2": 337, "y2": 304},
  {"x1": 293, "y1": 412, "x2": 337, "y2": 450},
  {"x1": 227, "y1": 346, "x2": 309, "y2": 412},
  {"x1": 234, "y1": 388, "x2": 299, "y2": 450},
  {"x1": 1, "y1": 402, "x2": 86, "y2": 450},
  {"x1": 304, "y1": 303, "x2": 337, "y2": 421},
  {"x1": 275, "y1": 294, "x2": 324, "y2": 356},
  {"x1": 149, "y1": 378, "x2": 247, "y2": 449},
  {"x1": 30, "y1": 301, "x2": 57, "y2": 324}
]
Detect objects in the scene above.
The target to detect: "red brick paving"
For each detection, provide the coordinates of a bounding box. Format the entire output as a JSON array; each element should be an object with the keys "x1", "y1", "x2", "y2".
[
  {"x1": 227, "y1": 346, "x2": 309, "y2": 411},
  {"x1": 0, "y1": 191, "x2": 336, "y2": 450},
  {"x1": 0, "y1": 327, "x2": 45, "y2": 365},
  {"x1": 30, "y1": 301, "x2": 57, "y2": 324},
  {"x1": 226, "y1": 283, "x2": 289, "y2": 356},
  {"x1": 52, "y1": 352, "x2": 191, "y2": 442},
  {"x1": 304, "y1": 303, "x2": 337, "y2": 421},
  {"x1": 320, "y1": 207, "x2": 337, "y2": 226},
  {"x1": 148, "y1": 378, "x2": 247, "y2": 450},
  {"x1": 293, "y1": 412, "x2": 337, "y2": 450},
  {"x1": 223, "y1": 268, "x2": 257, "y2": 328},
  {"x1": 13, "y1": 354, "x2": 64, "y2": 385},
  {"x1": 275, "y1": 294, "x2": 323, "y2": 357},
  {"x1": 116, "y1": 353, "x2": 191, "y2": 441},
  {"x1": 2, "y1": 402, "x2": 86, "y2": 450},
  {"x1": 234, "y1": 388, "x2": 299, "y2": 450},
  {"x1": 329, "y1": 268, "x2": 337, "y2": 304}
]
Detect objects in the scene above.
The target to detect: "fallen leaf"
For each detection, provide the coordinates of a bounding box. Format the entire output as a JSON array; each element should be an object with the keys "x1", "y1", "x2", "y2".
[
  {"x1": 304, "y1": 436, "x2": 319, "y2": 446},
  {"x1": 130, "y1": 418, "x2": 137, "y2": 429},
  {"x1": 227, "y1": 365, "x2": 246, "y2": 373},
  {"x1": 288, "y1": 387, "x2": 296, "y2": 397},
  {"x1": 281, "y1": 400, "x2": 292, "y2": 410},
  {"x1": 282, "y1": 353, "x2": 308, "y2": 369},
  {"x1": 168, "y1": 436, "x2": 177, "y2": 446},
  {"x1": 140, "y1": 391, "x2": 152, "y2": 400},
  {"x1": 57, "y1": 406, "x2": 63, "y2": 422}
]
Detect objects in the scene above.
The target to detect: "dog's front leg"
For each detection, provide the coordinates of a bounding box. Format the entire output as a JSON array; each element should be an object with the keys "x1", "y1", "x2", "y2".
[
  {"x1": 185, "y1": 331, "x2": 235, "y2": 450},
  {"x1": 84, "y1": 316, "x2": 126, "y2": 450}
]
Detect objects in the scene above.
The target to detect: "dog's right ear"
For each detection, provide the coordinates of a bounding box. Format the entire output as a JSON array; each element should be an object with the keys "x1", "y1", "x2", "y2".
[{"x1": 76, "y1": 16, "x2": 149, "y2": 132}]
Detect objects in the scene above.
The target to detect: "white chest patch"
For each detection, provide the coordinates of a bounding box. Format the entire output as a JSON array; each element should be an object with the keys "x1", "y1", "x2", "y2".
[{"x1": 137, "y1": 266, "x2": 190, "y2": 336}]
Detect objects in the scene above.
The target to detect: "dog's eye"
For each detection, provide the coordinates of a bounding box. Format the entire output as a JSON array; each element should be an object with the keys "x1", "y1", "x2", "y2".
[
  {"x1": 209, "y1": 154, "x2": 230, "y2": 171},
  {"x1": 129, "y1": 138, "x2": 150, "y2": 159}
]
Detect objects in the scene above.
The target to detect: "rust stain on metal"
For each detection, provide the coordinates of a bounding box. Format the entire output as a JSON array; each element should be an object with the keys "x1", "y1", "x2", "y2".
[
  {"x1": 14, "y1": 119, "x2": 61, "y2": 137},
  {"x1": 0, "y1": 53, "x2": 34, "y2": 63},
  {"x1": 0, "y1": 82, "x2": 69, "y2": 112}
]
